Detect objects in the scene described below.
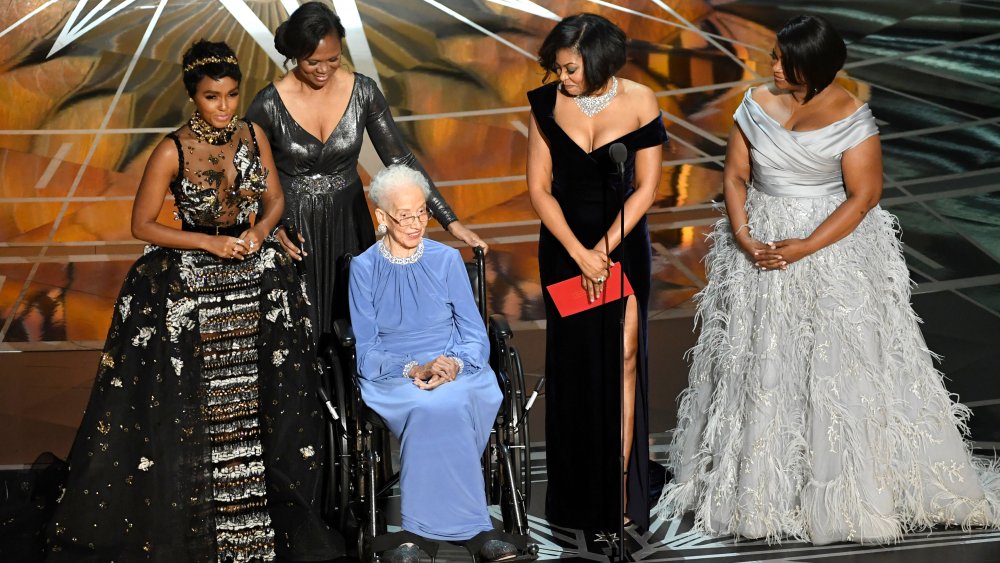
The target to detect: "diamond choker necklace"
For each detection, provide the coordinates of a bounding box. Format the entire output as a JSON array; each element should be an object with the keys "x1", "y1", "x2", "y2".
[
  {"x1": 573, "y1": 76, "x2": 618, "y2": 118},
  {"x1": 188, "y1": 112, "x2": 239, "y2": 145}
]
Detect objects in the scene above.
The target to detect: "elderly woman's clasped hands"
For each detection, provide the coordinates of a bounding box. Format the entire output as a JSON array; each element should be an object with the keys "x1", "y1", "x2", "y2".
[{"x1": 408, "y1": 356, "x2": 461, "y2": 390}]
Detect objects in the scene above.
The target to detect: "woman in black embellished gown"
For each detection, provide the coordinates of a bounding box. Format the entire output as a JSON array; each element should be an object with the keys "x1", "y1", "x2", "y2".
[
  {"x1": 246, "y1": 2, "x2": 485, "y2": 336},
  {"x1": 527, "y1": 14, "x2": 667, "y2": 532},
  {"x1": 45, "y1": 41, "x2": 341, "y2": 562}
]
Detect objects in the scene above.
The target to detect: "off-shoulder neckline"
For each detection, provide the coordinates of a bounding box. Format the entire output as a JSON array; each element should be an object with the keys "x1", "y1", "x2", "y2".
[{"x1": 746, "y1": 88, "x2": 868, "y2": 134}]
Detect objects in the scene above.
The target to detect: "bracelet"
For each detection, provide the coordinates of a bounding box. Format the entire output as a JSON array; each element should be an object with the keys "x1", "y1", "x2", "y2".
[
  {"x1": 448, "y1": 356, "x2": 465, "y2": 375},
  {"x1": 402, "y1": 360, "x2": 419, "y2": 378}
]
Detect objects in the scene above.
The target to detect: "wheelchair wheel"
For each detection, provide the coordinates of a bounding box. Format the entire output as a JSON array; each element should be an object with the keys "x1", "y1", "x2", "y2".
[
  {"x1": 326, "y1": 350, "x2": 353, "y2": 530},
  {"x1": 495, "y1": 343, "x2": 532, "y2": 535},
  {"x1": 357, "y1": 429, "x2": 390, "y2": 562},
  {"x1": 508, "y1": 345, "x2": 532, "y2": 512}
]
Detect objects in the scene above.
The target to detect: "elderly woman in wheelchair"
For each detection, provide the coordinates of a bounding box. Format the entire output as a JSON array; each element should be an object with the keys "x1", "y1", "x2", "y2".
[{"x1": 348, "y1": 164, "x2": 518, "y2": 562}]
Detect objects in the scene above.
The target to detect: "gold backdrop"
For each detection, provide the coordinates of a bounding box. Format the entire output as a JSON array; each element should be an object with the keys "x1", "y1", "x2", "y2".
[{"x1": 0, "y1": 0, "x2": 790, "y2": 350}]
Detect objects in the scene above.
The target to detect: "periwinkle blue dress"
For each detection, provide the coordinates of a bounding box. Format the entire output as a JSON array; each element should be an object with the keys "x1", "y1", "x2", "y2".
[{"x1": 348, "y1": 238, "x2": 501, "y2": 541}]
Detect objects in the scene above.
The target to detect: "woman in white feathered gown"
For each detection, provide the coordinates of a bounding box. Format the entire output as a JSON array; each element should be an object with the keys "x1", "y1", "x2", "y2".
[{"x1": 656, "y1": 14, "x2": 1000, "y2": 545}]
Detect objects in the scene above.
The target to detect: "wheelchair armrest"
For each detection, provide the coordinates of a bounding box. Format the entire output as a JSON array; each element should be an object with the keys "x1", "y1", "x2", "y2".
[
  {"x1": 489, "y1": 314, "x2": 513, "y2": 339},
  {"x1": 332, "y1": 318, "x2": 355, "y2": 347}
]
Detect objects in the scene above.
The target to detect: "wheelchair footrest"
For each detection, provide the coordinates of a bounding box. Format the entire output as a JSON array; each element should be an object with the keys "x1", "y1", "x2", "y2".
[
  {"x1": 463, "y1": 530, "x2": 539, "y2": 562},
  {"x1": 370, "y1": 530, "x2": 440, "y2": 560}
]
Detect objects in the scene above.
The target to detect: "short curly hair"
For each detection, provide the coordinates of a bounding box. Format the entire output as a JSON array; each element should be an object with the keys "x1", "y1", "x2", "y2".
[
  {"x1": 368, "y1": 165, "x2": 431, "y2": 209},
  {"x1": 181, "y1": 40, "x2": 241, "y2": 97}
]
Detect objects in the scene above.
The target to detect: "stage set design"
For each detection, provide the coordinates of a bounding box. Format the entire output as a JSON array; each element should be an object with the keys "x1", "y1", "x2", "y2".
[{"x1": 1, "y1": 1, "x2": 999, "y2": 561}]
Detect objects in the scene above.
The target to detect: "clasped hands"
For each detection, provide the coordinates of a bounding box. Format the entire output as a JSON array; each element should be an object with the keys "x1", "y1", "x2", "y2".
[
  {"x1": 205, "y1": 227, "x2": 266, "y2": 260},
  {"x1": 409, "y1": 355, "x2": 461, "y2": 390},
  {"x1": 573, "y1": 247, "x2": 611, "y2": 303},
  {"x1": 736, "y1": 231, "x2": 815, "y2": 270}
]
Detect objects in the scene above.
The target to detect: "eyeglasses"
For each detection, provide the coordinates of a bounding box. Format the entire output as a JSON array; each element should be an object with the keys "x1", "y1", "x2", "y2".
[{"x1": 384, "y1": 208, "x2": 431, "y2": 227}]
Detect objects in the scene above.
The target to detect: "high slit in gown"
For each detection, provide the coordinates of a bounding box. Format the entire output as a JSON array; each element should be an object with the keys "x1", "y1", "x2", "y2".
[{"x1": 527, "y1": 82, "x2": 668, "y2": 531}]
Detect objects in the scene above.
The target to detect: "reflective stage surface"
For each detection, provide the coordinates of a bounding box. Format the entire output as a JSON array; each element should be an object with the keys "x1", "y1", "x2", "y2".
[{"x1": 1, "y1": 0, "x2": 999, "y2": 560}]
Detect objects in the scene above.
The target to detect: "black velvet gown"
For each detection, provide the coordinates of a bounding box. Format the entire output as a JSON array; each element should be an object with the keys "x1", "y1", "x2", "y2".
[
  {"x1": 528, "y1": 82, "x2": 667, "y2": 531},
  {"x1": 246, "y1": 73, "x2": 458, "y2": 336},
  {"x1": 45, "y1": 121, "x2": 342, "y2": 562}
]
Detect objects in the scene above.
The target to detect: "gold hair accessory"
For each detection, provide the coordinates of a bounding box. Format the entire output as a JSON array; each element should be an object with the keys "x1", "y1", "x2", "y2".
[{"x1": 184, "y1": 55, "x2": 238, "y2": 72}]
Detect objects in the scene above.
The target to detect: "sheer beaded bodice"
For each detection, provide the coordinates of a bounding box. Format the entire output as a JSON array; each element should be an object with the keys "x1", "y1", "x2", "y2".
[{"x1": 167, "y1": 119, "x2": 268, "y2": 228}]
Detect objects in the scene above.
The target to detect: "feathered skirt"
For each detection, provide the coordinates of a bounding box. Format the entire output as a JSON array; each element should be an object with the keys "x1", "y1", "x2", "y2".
[{"x1": 656, "y1": 188, "x2": 1000, "y2": 545}]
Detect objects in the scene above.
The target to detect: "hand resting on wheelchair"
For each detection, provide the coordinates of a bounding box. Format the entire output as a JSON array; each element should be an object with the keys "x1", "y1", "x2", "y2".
[{"x1": 348, "y1": 165, "x2": 516, "y2": 562}]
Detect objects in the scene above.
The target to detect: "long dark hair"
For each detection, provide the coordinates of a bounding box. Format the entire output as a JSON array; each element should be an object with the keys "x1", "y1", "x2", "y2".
[
  {"x1": 537, "y1": 13, "x2": 626, "y2": 96},
  {"x1": 274, "y1": 1, "x2": 346, "y2": 64},
  {"x1": 776, "y1": 15, "x2": 846, "y2": 102},
  {"x1": 181, "y1": 40, "x2": 241, "y2": 96}
]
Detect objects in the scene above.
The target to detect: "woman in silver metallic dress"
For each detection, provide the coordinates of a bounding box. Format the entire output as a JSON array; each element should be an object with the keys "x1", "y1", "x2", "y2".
[
  {"x1": 46, "y1": 41, "x2": 341, "y2": 562},
  {"x1": 246, "y1": 2, "x2": 486, "y2": 335},
  {"x1": 657, "y1": 15, "x2": 999, "y2": 545}
]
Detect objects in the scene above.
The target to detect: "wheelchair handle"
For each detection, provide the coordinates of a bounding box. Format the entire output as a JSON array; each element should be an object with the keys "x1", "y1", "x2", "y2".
[
  {"x1": 317, "y1": 387, "x2": 340, "y2": 422},
  {"x1": 524, "y1": 376, "x2": 544, "y2": 412},
  {"x1": 516, "y1": 376, "x2": 544, "y2": 430}
]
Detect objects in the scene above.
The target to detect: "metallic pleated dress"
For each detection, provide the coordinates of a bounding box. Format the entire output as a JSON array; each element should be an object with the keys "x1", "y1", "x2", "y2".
[{"x1": 246, "y1": 73, "x2": 458, "y2": 337}]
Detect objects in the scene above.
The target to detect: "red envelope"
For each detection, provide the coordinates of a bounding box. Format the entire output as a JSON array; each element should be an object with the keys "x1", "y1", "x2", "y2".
[{"x1": 545, "y1": 262, "x2": 634, "y2": 318}]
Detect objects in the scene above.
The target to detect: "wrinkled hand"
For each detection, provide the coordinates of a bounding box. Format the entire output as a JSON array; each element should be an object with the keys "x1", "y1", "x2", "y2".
[
  {"x1": 414, "y1": 373, "x2": 449, "y2": 390},
  {"x1": 276, "y1": 227, "x2": 306, "y2": 261},
  {"x1": 205, "y1": 235, "x2": 249, "y2": 260},
  {"x1": 411, "y1": 356, "x2": 460, "y2": 390},
  {"x1": 237, "y1": 227, "x2": 265, "y2": 255},
  {"x1": 754, "y1": 238, "x2": 814, "y2": 270},
  {"x1": 448, "y1": 221, "x2": 489, "y2": 253},
  {"x1": 428, "y1": 356, "x2": 460, "y2": 381}
]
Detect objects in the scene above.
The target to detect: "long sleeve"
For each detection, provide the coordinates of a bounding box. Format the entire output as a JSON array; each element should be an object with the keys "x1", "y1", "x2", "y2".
[
  {"x1": 363, "y1": 79, "x2": 458, "y2": 228},
  {"x1": 442, "y1": 250, "x2": 489, "y2": 375},
  {"x1": 348, "y1": 258, "x2": 413, "y2": 381}
]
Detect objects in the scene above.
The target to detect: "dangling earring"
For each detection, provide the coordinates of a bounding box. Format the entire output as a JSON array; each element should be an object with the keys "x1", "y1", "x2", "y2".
[{"x1": 377, "y1": 223, "x2": 388, "y2": 235}]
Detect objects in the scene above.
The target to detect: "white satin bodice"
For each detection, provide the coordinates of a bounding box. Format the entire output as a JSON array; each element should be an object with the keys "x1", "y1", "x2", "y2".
[{"x1": 734, "y1": 88, "x2": 879, "y2": 198}]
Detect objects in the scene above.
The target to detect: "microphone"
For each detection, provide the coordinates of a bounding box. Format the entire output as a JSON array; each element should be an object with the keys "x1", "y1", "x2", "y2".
[
  {"x1": 609, "y1": 141, "x2": 629, "y2": 556},
  {"x1": 609, "y1": 142, "x2": 627, "y2": 178}
]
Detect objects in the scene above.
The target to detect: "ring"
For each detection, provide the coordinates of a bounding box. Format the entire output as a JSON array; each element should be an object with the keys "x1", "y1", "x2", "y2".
[
  {"x1": 249, "y1": 241, "x2": 255, "y2": 249},
  {"x1": 596, "y1": 276, "x2": 606, "y2": 284}
]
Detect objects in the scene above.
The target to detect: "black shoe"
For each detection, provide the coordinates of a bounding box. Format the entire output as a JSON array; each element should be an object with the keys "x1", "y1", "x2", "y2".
[
  {"x1": 479, "y1": 538, "x2": 518, "y2": 562},
  {"x1": 387, "y1": 543, "x2": 420, "y2": 563},
  {"x1": 465, "y1": 530, "x2": 522, "y2": 562}
]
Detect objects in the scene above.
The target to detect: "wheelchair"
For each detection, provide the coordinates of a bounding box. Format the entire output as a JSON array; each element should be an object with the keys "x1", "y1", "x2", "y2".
[{"x1": 318, "y1": 247, "x2": 539, "y2": 562}]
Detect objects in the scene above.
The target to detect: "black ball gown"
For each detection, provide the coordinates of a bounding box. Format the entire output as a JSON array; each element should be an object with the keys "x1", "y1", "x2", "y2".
[{"x1": 45, "y1": 120, "x2": 342, "y2": 562}]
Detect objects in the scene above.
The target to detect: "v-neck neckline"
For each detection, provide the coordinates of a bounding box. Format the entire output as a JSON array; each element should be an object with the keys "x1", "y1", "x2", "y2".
[
  {"x1": 551, "y1": 113, "x2": 659, "y2": 157},
  {"x1": 270, "y1": 74, "x2": 358, "y2": 145},
  {"x1": 546, "y1": 84, "x2": 657, "y2": 156}
]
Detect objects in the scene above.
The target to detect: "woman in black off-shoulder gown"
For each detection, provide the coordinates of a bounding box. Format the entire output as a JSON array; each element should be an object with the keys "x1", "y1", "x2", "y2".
[{"x1": 527, "y1": 14, "x2": 668, "y2": 532}]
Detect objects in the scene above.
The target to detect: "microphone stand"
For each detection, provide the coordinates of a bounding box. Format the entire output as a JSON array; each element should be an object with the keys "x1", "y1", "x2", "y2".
[{"x1": 608, "y1": 142, "x2": 629, "y2": 562}]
